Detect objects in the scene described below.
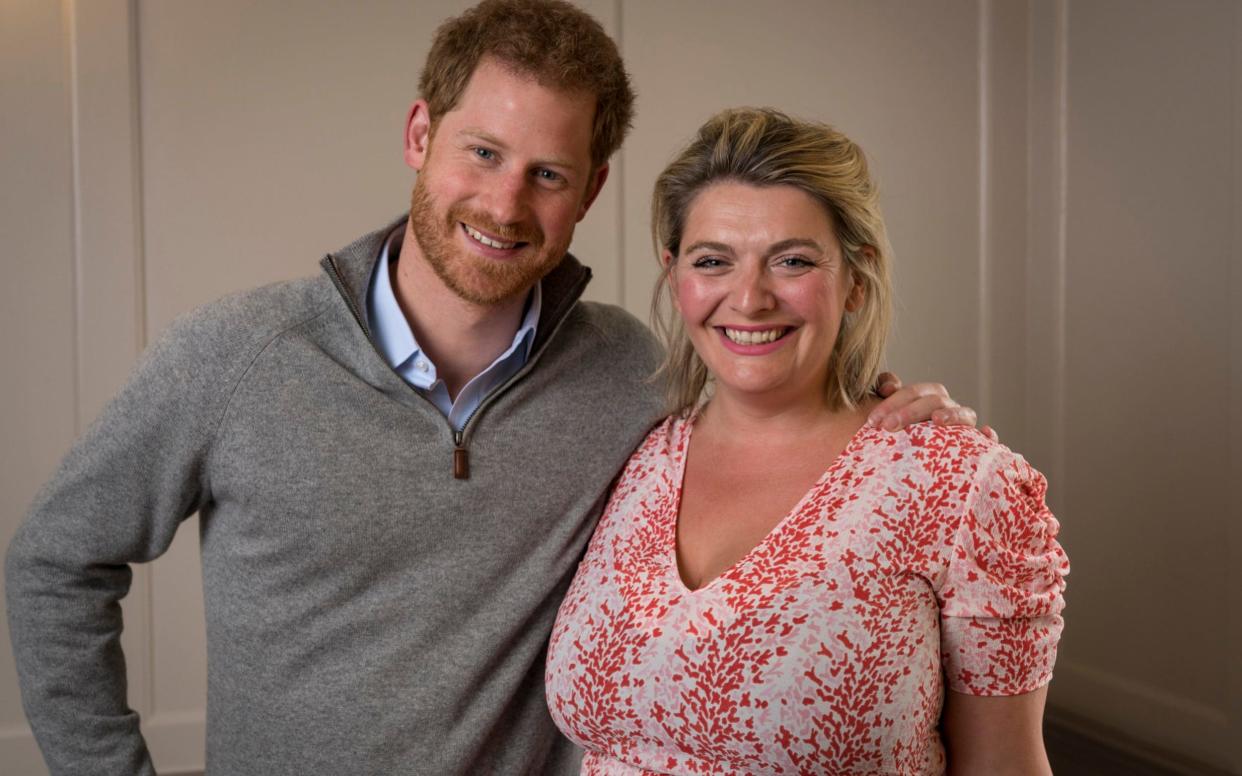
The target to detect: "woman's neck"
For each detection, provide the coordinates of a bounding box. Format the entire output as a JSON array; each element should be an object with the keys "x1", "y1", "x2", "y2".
[{"x1": 696, "y1": 386, "x2": 871, "y2": 447}]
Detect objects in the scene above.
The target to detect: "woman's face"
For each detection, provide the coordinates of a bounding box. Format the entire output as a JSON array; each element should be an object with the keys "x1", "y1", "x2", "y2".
[{"x1": 668, "y1": 182, "x2": 862, "y2": 407}]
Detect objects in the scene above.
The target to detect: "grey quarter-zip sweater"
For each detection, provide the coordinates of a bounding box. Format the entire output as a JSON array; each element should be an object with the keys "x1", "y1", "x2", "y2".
[{"x1": 6, "y1": 217, "x2": 667, "y2": 776}]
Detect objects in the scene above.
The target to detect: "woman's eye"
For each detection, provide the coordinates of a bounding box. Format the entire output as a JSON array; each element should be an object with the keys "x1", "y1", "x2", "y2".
[
  {"x1": 777, "y1": 256, "x2": 814, "y2": 269},
  {"x1": 691, "y1": 257, "x2": 726, "y2": 269}
]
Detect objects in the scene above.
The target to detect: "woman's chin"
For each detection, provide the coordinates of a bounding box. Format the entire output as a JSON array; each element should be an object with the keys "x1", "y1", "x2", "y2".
[{"x1": 710, "y1": 374, "x2": 828, "y2": 409}]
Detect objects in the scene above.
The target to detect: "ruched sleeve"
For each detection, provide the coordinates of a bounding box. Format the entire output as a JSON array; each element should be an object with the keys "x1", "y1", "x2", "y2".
[{"x1": 937, "y1": 448, "x2": 1069, "y2": 696}]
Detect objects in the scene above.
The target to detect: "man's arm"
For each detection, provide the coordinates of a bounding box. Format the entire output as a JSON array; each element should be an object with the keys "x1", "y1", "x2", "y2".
[
  {"x1": 867, "y1": 372, "x2": 993, "y2": 437},
  {"x1": 6, "y1": 309, "x2": 236, "y2": 775}
]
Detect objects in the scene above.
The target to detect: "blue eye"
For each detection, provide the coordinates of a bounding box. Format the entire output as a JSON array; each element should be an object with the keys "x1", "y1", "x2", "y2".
[
  {"x1": 534, "y1": 168, "x2": 561, "y2": 181},
  {"x1": 777, "y1": 256, "x2": 814, "y2": 269},
  {"x1": 472, "y1": 147, "x2": 495, "y2": 161}
]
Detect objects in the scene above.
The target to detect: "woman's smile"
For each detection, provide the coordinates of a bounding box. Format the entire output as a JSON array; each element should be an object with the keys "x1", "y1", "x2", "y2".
[
  {"x1": 670, "y1": 181, "x2": 861, "y2": 404},
  {"x1": 716, "y1": 325, "x2": 796, "y2": 354}
]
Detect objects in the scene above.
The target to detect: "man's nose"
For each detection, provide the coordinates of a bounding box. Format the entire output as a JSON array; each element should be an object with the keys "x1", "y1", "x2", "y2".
[
  {"x1": 481, "y1": 170, "x2": 531, "y2": 225},
  {"x1": 729, "y1": 263, "x2": 776, "y2": 315}
]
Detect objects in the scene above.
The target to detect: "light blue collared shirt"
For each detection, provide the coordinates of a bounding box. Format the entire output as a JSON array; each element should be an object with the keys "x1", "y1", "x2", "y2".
[{"x1": 367, "y1": 226, "x2": 540, "y2": 431}]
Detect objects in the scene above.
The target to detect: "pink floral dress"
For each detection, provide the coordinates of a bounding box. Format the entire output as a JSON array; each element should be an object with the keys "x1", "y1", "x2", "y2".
[{"x1": 546, "y1": 417, "x2": 1068, "y2": 775}]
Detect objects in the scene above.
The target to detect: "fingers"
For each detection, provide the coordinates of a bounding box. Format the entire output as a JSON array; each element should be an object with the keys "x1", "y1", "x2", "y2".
[
  {"x1": 870, "y1": 395, "x2": 955, "y2": 431},
  {"x1": 869, "y1": 382, "x2": 949, "y2": 417},
  {"x1": 868, "y1": 382, "x2": 962, "y2": 431},
  {"x1": 875, "y1": 371, "x2": 902, "y2": 397},
  {"x1": 931, "y1": 405, "x2": 978, "y2": 429},
  {"x1": 979, "y1": 424, "x2": 999, "y2": 442},
  {"x1": 868, "y1": 379, "x2": 989, "y2": 434}
]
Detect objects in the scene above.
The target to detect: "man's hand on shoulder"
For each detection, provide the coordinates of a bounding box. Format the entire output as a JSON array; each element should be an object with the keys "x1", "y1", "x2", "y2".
[{"x1": 867, "y1": 372, "x2": 997, "y2": 440}]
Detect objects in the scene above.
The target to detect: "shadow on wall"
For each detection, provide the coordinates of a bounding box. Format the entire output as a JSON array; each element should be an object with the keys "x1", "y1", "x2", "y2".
[{"x1": 1045, "y1": 712, "x2": 1235, "y2": 776}]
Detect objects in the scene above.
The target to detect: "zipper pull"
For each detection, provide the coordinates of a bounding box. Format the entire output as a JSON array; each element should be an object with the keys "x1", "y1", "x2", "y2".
[{"x1": 453, "y1": 432, "x2": 469, "y2": 480}]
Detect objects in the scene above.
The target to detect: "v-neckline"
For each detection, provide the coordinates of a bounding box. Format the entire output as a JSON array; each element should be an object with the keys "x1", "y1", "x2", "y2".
[{"x1": 667, "y1": 412, "x2": 874, "y2": 594}]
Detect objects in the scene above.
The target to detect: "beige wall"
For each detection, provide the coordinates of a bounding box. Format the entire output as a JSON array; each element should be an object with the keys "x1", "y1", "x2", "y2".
[
  {"x1": 2, "y1": 2, "x2": 78, "y2": 772},
  {"x1": 1, "y1": 1, "x2": 1238, "y2": 773},
  {"x1": 1049, "y1": 1, "x2": 1237, "y2": 764}
]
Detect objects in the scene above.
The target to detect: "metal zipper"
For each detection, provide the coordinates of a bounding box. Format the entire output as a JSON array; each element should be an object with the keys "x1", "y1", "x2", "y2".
[
  {"x1": 452, "y1": 431, "x2": 469, "y2": 479},
  {"x1": 453, "y1": 270, "x2": 589, "y2": 439},
  {"x1": 322, "y1": 253, "x2": 589, "y2": 481},
  {"x1": 324, "y1": 254, "x2": 461, "y2": 476}
]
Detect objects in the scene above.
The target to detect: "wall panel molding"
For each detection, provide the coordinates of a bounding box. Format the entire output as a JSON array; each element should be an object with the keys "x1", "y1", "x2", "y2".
[
  {"x1": 979, "y1": 0, "x2": 1032, "y2": 445},
  {"x1": 563, "y1": 0, "x2": 623, "y2": 307},
  {"x1": 66, "y1": 0, "x2": 156, "y2": 732},
  {"x1": 976, "y1": 0, "x2": 992, "y2": 420},
  {"x1": 69, "y1": 0, "x2": 145, "y2": 422},
  {"x1": 1023, "y1": 0, "x2": 1067, "y2": 502},
  {"x1": 1230, "y1": 5, "x2": 1241, "y2": 770},
  {"x1": 609, "y1": 0, "x2": 628, "y2": 311},
  {"x1": 1, "y1": 0, "x2": 82, "y2": 764},
  {"x1": 1043, "y1": 2, "x2": 1237, "y2": 771}
]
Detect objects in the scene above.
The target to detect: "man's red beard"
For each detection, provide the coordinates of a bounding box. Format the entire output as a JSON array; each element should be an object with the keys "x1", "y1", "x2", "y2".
[{"x1": 408, "y1": 180, "x2": 563, "y2": 307}]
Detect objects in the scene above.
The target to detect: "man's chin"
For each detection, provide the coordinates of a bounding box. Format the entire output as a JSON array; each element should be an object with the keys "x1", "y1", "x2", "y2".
[{"x1": 444, "y1": 267, "x2": 540, "y2": 308}]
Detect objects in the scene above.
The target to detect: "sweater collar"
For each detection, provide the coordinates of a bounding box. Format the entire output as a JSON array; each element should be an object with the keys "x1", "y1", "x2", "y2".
[{"x1": 320, "y1": 215, "x2": 593, "y2": 355}]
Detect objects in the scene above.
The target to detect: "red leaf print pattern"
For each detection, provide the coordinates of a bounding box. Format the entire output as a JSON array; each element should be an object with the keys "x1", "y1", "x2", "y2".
[{"x1": 546, "y1": 417, "x2": 1068, "y2": 775}]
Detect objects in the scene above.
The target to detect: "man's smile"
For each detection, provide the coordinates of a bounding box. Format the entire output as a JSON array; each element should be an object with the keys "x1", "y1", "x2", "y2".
[{"x1": 462, "y1": 223, "x2": 524, "y2": 251}]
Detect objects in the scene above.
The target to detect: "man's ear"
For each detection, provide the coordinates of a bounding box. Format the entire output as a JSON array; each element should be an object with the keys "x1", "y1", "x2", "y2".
[
  {"x1": 575, "y1": 163, "x2": 610, "y2": 222},
  {"x1": 404, "y1": 100, "x2": 433, "y2": 171}
]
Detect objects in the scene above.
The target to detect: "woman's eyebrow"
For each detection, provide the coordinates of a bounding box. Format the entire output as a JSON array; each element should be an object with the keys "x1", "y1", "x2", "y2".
[
  {"x1": 766, "y1": 238, "x2": 825, "y2": 255},
  {"x1": 682, "y1": 240, "x2": 733, "y2": 255}
]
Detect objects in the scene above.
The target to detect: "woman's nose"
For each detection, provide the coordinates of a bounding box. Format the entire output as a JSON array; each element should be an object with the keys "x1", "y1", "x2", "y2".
[{"x1": 729, "y1": 264, "x2": 776, "y2": 315}]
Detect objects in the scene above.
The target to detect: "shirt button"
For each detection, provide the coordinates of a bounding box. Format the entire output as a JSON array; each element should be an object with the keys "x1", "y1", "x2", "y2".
[{"x1": 416, "y1": 360, "x2": 429, "y2": 372}]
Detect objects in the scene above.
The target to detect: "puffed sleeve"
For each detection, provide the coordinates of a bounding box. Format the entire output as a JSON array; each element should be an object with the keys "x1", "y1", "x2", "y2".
[{"x1": 937, "y1": 447, "x2": 1069, "y2": 696}]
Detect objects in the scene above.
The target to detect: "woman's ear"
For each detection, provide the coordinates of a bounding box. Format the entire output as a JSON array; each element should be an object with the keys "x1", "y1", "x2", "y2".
[
  {"x1": 661, "y1": 249, "x2": 679, "y2": 310},
  {"x1": 845, "y1": 275, "x2": 865, "y2": 312},
  {"x1": 845, "y1": 246, "x2": 875, "y2": 313}
]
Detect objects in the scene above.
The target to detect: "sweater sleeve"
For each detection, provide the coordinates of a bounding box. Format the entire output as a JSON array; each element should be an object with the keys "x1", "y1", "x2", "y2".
[
  {"x1": 4, "y1": 305, "x2": 245, "y2": 775},
  {"x1": 937, "y1": 446, "x2": 1069, "y2": 696}
]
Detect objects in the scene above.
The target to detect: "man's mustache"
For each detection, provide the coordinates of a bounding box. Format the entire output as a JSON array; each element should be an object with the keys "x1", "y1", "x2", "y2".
[{"x1": 447, "y1": 204, "x2": 544, "y2": 248}]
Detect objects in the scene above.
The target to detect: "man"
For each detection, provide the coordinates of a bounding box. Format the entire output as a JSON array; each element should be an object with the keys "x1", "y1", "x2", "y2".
[{"x1": 6, "y1": 1, "x2": 975, "y2": 774}]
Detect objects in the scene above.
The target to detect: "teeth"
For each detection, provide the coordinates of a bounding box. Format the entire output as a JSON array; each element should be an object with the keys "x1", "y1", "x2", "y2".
[
  {"x1": 465, "y1": 224, "x2": 517, "y2": 250},
  {"x1": 723, "y1": 328, "x2": 786, "y2": 345}
]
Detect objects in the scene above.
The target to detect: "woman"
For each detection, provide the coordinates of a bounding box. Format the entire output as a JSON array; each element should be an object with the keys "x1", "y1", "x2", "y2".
[{"x1": 546, "y1": 108, "x2": 1068, "y2": 775}]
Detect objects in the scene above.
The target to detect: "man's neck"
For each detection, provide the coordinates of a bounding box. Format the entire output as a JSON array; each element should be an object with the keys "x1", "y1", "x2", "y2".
[{"x1": 391, "y1": 224, "x2": 529, "y2": 400}]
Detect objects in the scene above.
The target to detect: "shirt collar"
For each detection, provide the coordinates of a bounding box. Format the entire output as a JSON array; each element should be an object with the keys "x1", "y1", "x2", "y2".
[
  {"x1": 367, "y1": 225, "x2": 541, "y2": 382},
  {"x1": 369, "y1": 226, "x2": 419, "y2": 371}
]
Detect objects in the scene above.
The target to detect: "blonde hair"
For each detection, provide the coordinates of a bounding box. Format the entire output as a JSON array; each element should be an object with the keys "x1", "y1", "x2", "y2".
[{"x1": 651, "y1": 107, "x2": 892, "y2": 414}]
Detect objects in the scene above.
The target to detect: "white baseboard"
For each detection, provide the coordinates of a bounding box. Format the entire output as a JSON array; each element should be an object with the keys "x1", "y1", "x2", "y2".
[{"x1": 145, "y1": 711, "x2": 206, "y2": 775}]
